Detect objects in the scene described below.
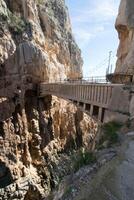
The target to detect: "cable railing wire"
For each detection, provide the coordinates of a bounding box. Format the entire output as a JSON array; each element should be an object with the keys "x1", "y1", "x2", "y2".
[{"x1": 46, "y1": 76, "x2": 109, "y2": 84}]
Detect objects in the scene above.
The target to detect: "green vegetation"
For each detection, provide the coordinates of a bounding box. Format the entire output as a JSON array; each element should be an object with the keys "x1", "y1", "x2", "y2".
[
  {"x1": 8, "y1": 12, "x2": 26, "y2": 34},
  {"x1": 0, "y1": 12, "x2": 8, "y2": 32},
  {"x1": 61, "y1": 186, "x2": 74, "y2": 199},
  {"x1": 72, "y1": 149, "x2": 96, "y2": 172},
  {"x1": 36, "y1": 0, "x2": 44, "y2": 4},
  {"x1": 126, "y1": 119, "x2": 131, "y2": 128},
  {"x1": 64, "y1": 186, "x2": 73, "y2": 196},
  {"x1": 0, "y1": 13, "x2": 7, "y2": 22},
  {"x1": 97, "y1": 121, "x2": 122, "y2": 149},
  {"x1": 0, "y1": 9, "x2": 26, "y2": 35}
]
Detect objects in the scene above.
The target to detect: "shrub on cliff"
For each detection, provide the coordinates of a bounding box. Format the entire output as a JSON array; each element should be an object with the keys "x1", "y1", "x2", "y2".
[
  {"x1": 73, "y1": 148, "x2": 96, "y2": 172},
  {"x1": 97, "y1": 121, "x2": 122, "y2": 149},
  {"x1": 36, "y1": 0, "x2": 44, "y2": 5},
  {"x1": 8, "y1": 11, "x2": 26, "y2": 35},
  {"x1": 102, "y1": 121, "x2": 122, "y2": 143}
]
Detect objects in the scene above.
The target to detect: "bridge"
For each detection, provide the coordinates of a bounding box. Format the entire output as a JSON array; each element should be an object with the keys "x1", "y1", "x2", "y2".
[
  {"x1": 0, "y1": 72, "x2": 132, "y2": 123},
  {"x1": 39, "y1": 77, "x2": 131, "y2": 123}
]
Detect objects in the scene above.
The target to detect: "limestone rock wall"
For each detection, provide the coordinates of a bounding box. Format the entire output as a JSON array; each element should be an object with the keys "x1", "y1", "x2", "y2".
[
  {"x1": 115, "y1": 0, "x2": 134, "y2": 74},
  {"x1": 0, "y1": 0, "x2": 83, "y2": 82},
  {"x1": 0, "y1": 0, "x2": 97, "y2": 199}
]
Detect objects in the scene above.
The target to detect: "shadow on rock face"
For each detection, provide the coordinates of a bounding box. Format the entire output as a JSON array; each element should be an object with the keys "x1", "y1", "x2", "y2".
[
  {"x1": 0, "y1": 161, "x2": 13, "y2": 188},
  {"x1": 74, "y1": 109, "x2": 84, "y2": 148},
  {"x1": 24, "y1": 184, "x2": 42, "y2": 200}
]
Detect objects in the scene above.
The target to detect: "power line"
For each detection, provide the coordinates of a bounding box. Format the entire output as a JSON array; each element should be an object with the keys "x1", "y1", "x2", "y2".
[{"x1": 89, "y1": 52, "x2": 116, "y2": 75}]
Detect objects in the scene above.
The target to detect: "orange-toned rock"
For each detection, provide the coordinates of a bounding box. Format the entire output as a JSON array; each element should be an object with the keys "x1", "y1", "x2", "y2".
[{"x1": 0, "y1": 0, "x2": 97, "y2": 199}]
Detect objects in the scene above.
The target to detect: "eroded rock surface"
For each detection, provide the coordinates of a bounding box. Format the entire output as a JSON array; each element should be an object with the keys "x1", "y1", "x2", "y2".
[
  {"x1": 115, "y1": 0, "x2": 134, "y2": 74},
  {"x1": 0, "y1": 0, "x2": 97, "y2": 199}
]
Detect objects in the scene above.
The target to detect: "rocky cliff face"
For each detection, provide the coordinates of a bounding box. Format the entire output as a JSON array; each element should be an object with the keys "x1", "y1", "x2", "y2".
[
  {"x1": 0, "y1": 0, "x2": 97, "y2": 199},
  {"x1": 115, "y1": 0, "x2": 134, "y2": 74}
]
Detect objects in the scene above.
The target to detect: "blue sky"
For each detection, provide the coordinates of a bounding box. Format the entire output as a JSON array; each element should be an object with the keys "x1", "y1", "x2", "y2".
[{"x1": 65, "y1": 0, "x2": 120, "y2": 77}]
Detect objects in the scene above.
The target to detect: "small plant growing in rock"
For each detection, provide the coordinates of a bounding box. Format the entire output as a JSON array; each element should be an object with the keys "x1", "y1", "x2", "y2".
[
  {"x1": 73, "y1": 148, "x2": 96, "y2": 172},
  {"x1": 103, "y1": 121, "x2": 122, "y2": 142},
  {"x1": 126, "y1": 119, "x2": 131, "y2": 128},
  {"x1": 97, "y1": 121, "x2": 122, "y2": 149},
  {"x1": 36, "y1": 0, "x2": 44, "y2": 5},
  {"x1": 8, "y1": 11, "x2": 26, "y2": 35},
  {"x1": 65, "y1": 186, "x2": 73, "y2": 195}
]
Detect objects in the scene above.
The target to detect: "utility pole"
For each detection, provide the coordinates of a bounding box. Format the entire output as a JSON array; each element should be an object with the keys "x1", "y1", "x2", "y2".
[
  {"x1": 107, "y1": 51, "x2": 112, "y2": 75},
  {"x1": 110, "y1": 64, "x2": 113, "y2": 73}
]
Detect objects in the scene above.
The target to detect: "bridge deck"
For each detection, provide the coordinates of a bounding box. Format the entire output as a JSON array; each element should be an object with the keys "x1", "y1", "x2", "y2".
[{"x1": 40, "y1": 82, "x2": 123, "y2": 109}]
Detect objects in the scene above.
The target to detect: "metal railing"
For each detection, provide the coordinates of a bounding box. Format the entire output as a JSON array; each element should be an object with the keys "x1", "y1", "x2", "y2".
[
  {"x1": 45, "y1": 76, "x2": 109, "y2": 84},
  {"x1": 40, "y1": 81, "x2": 116, "y2": 108}
]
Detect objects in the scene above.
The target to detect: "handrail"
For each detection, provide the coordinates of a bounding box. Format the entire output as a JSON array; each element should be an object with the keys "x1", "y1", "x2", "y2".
[
  {"x1": 39, "y1": 81, "x2": 121, "y2": 109},
  {"x1": 43, "y1": 76, "x2": 109, "y2": 84}
]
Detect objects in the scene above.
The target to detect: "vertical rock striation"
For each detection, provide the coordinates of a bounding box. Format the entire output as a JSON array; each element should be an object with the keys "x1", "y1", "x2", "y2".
[
  {"x1": 115, "y1": 0, "x2": 134, "y2": 74},
  {"x1": 0, "y1": 0, "x2": 97, "y2": 199}
]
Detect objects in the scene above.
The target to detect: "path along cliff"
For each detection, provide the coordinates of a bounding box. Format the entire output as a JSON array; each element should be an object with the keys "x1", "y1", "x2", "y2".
[{"x1": 51, "y1": 131, "x2": 134, "y2": 200}]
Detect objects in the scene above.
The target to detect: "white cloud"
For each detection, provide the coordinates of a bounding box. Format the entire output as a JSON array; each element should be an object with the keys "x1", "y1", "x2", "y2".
[
  {"x1": 69, "y1": 0, "x2": 119, "y2": 48},
  {"x1": 92, "y1": 0, "x2": 118, "y2": 19},
  {"x1": 73, "y1": 29, "x2": 93, "y2": 48},
  {"x1": 71, "y1": 0, "x2": 118, "y2": 24},
  {"x1": 73, "y1": 25, "x2": 105, "y2": 48}
]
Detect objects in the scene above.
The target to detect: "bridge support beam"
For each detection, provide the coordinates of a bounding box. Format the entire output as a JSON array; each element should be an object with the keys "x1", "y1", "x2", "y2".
[
  {"x1": 98, "y1": 107, "x2": 103, "y2": 122},
  {"x1": 85, "y1": 104, "x2": 90, "y2": 112},
  {"x1": 79, "y1": 102, "x2": 84, "y2": 107},
  {"x1": 93, "y1": 105, "x2": 99, "y2": 119},
  {"x1": 90, "y1": 105, "x2": 94, "y2": 116}
]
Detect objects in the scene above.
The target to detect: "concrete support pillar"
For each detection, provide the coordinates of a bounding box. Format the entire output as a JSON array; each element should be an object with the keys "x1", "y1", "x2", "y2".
[
  {"x1": 83, "y1": 103, "x2": 86, "y2": 110},
  {"x1": 98, "y1": 107, "x2": 103, "y2": 122},
  {"x1": 90, "y1": 105, "x2": 94, "y2": 116}
]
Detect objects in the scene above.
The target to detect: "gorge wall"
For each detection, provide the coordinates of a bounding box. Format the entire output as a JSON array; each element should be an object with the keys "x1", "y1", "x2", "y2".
[
  {"x1": 0, "y1": 0, "x2": 98, "y2": 199},
  {"x1": 115, "y1": 0, "x2": 134, "y2": 74}
]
